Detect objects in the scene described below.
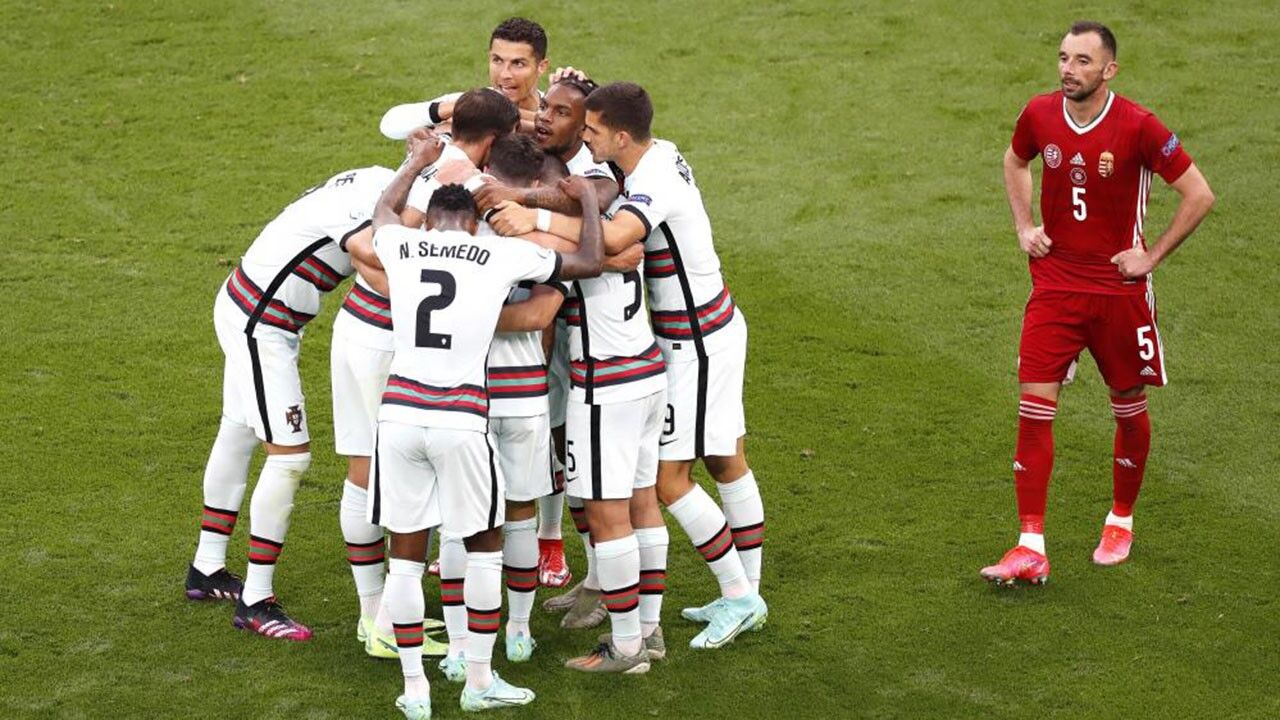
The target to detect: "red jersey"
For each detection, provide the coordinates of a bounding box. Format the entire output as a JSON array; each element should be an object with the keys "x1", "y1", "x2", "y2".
[{"x1": 1011, "y1": 90, "x2": 1193, "y2": 295}]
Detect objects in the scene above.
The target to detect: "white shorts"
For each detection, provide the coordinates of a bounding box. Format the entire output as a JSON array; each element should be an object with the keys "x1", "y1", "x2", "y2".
[
  {"x1": 491, "y1": 414, "x2": 555, "y2": 502},
  {"x1": 565, "y1": 390, "x2": 664, "y2": 501},
  {"x1": 214, "y1": 295, "x2": 308, "y2": 446},
  {"x1": 660, "y1": 341, "x2": 747, "y2": 461},
  {"x1": 371, "y1": 421, "x2": 505, "y2": 536},
  {"x1": 330, "y1": 333, "x2": 393, "y2": 457},
  {"x1": 548, "y1": 322, "x2": 570, "y2": 428}
]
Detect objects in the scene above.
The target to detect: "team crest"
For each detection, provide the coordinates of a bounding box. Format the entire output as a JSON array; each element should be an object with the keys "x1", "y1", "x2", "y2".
[
  {"x1": 1044, "y1": 144, "x2": 1063, "y2": 169},
  {"x1": 284, "y1": 404, "x2": 304, "y2": 433},
  {"x1": 1099, "y1": 151, "x2": 1115, "y2": 178},
  {"x1": 1069, "y1": 167, "x2": 1087, "y2": 185}
]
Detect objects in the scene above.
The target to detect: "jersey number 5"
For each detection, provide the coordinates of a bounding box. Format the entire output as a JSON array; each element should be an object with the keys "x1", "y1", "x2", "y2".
[
  {"x1": 1072, "y1": 187, "x2": 1087, "y2": 221},
  {"x1": 416, "y1": 269, "x2": 456, "y2": 349},
  {"x1": 622, "y1": 270, "x2": 642, "y2": 321}
]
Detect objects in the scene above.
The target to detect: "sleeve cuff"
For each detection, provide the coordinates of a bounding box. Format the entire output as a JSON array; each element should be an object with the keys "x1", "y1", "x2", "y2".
[
  {"x1": 339, "y1": 219, "x2": 373, "y2": 252},
  {"x1": 617, "y1": 203, "x2": 652, "y2": 236}
]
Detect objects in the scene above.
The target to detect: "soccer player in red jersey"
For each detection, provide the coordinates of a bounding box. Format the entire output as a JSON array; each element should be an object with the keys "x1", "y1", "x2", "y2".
[{"x1": 981, "y1": 21, "x2": 1215, "y2": 585}]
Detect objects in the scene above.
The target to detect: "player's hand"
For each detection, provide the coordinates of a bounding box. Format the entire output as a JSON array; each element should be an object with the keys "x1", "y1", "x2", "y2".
[
  {"x1": 474, "y1": 182, "x2": 524, "y2": 212},
  {"x1": 490, "y1": 201, "x2": 537, "y2": 236},
  {"x1": 604, "y1": 242, "x2": 644, "y2": 272},
  {"x1": 1110, "y1": 248, "x2": 1156, "y2": 278},
  {"x1": 435, "y1": 158, "x2": 479, "y2": 186},
  {"x1": 406, "y1": 129, "x2": 444, "y2": 168},
  {"x1": 1018, "y1": 225, "x2": 1053, "y2": 258},
  {"x1": 550, "y1": 66, "x2": 591, "y2": 84},
  {"x1": 559, "y1": 176, "x2": 596, "y2": 203}
]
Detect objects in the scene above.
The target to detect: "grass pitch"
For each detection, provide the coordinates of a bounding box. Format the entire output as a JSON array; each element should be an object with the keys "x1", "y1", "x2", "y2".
[{"x1": 1, "y1": 1, "x2": 1277, "y2": 718}]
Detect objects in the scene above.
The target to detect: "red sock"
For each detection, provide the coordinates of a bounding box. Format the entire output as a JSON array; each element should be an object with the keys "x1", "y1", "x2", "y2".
[
  {"x1": 1110, "y1": 395, "x2": 1151, "y2": 516},
  {"x1": 1014, "y1": 393, "x2": 1057, "y2": 533}
]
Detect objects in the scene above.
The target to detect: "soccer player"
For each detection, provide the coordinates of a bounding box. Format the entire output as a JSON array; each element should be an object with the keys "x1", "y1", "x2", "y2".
[
  {"x1": 379, "y1": 17, "x2": 549, "y2": 140},
  {"x1": 490, "y1": 82, "x2": 768, "y2": 649},
  {"x1": 354, "y1": 136, "x2": 605, "y2": 718},
  {"x1": 981, "y1": 21, "x2": 1215, "y2": 585},
  {"x1": 186, "y1": 164, "x2": 395, "y2": 641}
]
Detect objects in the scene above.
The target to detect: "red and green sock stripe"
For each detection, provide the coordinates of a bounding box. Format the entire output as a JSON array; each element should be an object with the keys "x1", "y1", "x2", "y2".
[
  {"x1": 696, "y1": 523, "x2": 734, "y2": 563},
  {"x1": 467, "y1": 606, "x2": 501, "y2": 634},
  {"x1": 248, "y1": 535, "x2": 283, "y2": 565},
  {"x1": 504, "y1": 565, "x2": 538, "y2": 593},
  {"x1": 393, "y1": 621, "x2": 424, "y2": 648},
  {"x1": 603, "y1": 583, "x2": 640, "y2": 613},
  {"x1": 201, "y1": 505, "x2": 238, "y2": 536},
  {"x1": 639, "y1": 569, "x2": 667, "y2": 596},
  {"x1": 441, "y1": 578, "x2": 464, "y2": 607},
  {"x1": 731, "y1": 521, "x2": 764, "y2": 551},
  {"x1": 346, "y1": 539, "x2": 385, "y2": 567}
]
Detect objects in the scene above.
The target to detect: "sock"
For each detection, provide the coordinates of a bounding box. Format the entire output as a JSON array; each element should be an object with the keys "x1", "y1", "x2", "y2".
[
  {"x1": 193, "y1": 418, "x2": 257, "y2": 574},
  {"x1": 242, "y1": 452, "x2": 310, "y2": 605},
  {"x1": 635, "y1": 526, "x2": 668, "y2": 638},
  {"x1": 340, "y1": 480, "x2": 385, "y2": 619},
  {"x1": 438, "y1": 533, "x2": 468, "y2": 660},
  {"x1": 568, "y1": 495, "x2": 598, "y2": 589},
  {"x1": 667, "y1": 485, "x2": 750, "y2": 599},
  {"x1": 1014, "y1": 394, "x2": 1056, "y2": 544},
  {"x1": 536, "y1": 458, "x2": 566, "y2": 540},
  {"x1": 464, "y1": 551, "x2": 503, "y2": 691},
  {"x1": 718, "y1": 470, "x2": 764, "y2": 592},
  {"x1": 1106, "y1": 510, "x2": 1134, "y2": 532},
  {"x1": 502, "y1": 517, "x2": 538, "y2": 636},
  {"x1": 1110, "y1": 395, "x2": 1151, "y2": 518},
  {"x1": 386, "y1": 558, "x2": 429, "y2": 701},
  {"x1": 596, "y1": 535, "x2": 642, "y2": 656}
]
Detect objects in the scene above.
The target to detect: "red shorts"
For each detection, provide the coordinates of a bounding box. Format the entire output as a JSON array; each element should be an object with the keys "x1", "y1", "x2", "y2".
[{"x1": 1018, "y1": 288, "x2": 1166, "y2": 390}]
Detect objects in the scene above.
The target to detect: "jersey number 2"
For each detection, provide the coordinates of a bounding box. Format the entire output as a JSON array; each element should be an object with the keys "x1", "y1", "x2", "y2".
[{"x1": 416, "y1": 269, "x2": 456, "y2": 349}]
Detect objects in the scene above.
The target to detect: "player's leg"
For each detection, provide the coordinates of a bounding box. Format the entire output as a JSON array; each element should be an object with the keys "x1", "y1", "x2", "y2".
[
  {"x1": 493, "y1": 414, "x2": 550, "y2": 661},
  {"x1": 232, "y1": 332, "x2": 313, "y2": 638},
  {"x1": 631, "y1": 486, "x2": 668, "y2": 660},
  {"x1": 538, "y1": 324, "x2": 573, "y2": 586},
  {"x1": 981, "y1": 290, "x2": 1085, "y2": 585},
  {"x1": 437, "y1": 532, "x2": 468, "y2": 680},
  {"x1": 187, "y1": 312, "x2": 259, "y2": 600},
  {"x1": 370, "y1": 420, "x2": 439, "y2": 720},
  {"x1": 1089, "y1": 291, "x2": 1165, "y2": 565},
  {"x1": 433, "y1": 428, "x2": 533, "y2": 710},
  {"x1": 556, "y1": 401, "x2": 607, "y2": 628}
]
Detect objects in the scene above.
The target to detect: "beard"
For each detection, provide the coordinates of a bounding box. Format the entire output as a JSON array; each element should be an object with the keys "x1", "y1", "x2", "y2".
[{"x1": 1061, "y1": 75, "x2": 1102, "y2": 101}]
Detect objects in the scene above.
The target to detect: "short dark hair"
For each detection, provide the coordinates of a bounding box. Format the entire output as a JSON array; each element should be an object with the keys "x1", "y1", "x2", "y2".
[
  {"x1": 539, "y1": 154, "x2": 569, "y2": 185},
  {"x1": 583, "y1": 82, "x2": 652, "y2": 141},
  {"x1": 452, "y1": 89, "x2": 519, "y2": 143},
  {"x1": 491, "y1": 17, "x2": 547, "y2": 60},
  {"x1": 486, "y1": 134, "x2": 544, "y2": 188},
  {"x1": 1069, "y1": 20, "x2": 1117, "y2": 59},
  {"x1": 427, "y1": 184, "x2": 477, "y2": 217},
  {"x1": 553, "y1": 76, "x2": 598, "y2": 100}
]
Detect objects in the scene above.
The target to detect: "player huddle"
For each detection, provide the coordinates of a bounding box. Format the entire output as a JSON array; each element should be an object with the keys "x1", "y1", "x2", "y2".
[{"x1": 184, "y1": 17, "x2": 769, "y2": 719}]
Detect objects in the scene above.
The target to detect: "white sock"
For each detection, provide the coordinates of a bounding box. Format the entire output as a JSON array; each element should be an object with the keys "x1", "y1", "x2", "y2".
[
  {"x1": 567, "y1": 495, "x2": 598, "y2": 589},
  {"x1": 1019, "y1": 532, "x2": 1046, "y2": 555},
  {"x1": 438, "y1": 533, "x2": 468, "y2": 659},
  {"x1": 1105, "y1": 511, "x2": 1134, "y2": 531},
  {"x1": 595, "y1": 535, "x2": 642, "y2": 656},
  {"x1": 242, "y1": 452, "x2": 310, "y2": 605},
  {"x1": 718, "y1": 470, "x2": 764, "y2": 592},
  {"x1": 386, "y1": 559, "x2": 429, "y2": 700},
  {"x1": 502, "y1": 517, "x2": 538, "y2": 636},
  {"x1": 193, "y1": 418, "x2": 257, "y2": 574},
  {"x1": 464, "y1": 551, "x2": 503, "y2": 691},
  {"x1": 667, "y1": 485, "x2": 750, "y2": 599},
  {"x1": 340, "y1": 480, "x2": 385, "y2": 619},
  {"x1": 537, "y1": 461, "x2": 565, "y2": 540},
  {"x1": 634, "y1": 526, "x2": 668, "y2": 638}
]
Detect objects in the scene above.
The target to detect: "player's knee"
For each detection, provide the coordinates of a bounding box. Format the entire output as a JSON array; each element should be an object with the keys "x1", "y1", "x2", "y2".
[
  {"x1": 464, "y1": 527, "x2": 503, "y2": 553},
  {"x1": 505, "y1": 500, "x2": 537, "y2": 522}
]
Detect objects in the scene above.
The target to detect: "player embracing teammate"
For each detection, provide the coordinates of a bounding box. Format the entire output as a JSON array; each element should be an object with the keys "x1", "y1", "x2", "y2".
[{"x1": 982, "y1": 21, "x2": 1214, "y2": 585}]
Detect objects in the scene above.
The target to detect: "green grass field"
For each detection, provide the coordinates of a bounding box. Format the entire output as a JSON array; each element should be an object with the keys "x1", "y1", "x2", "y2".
[{"x1": 2, "y1": 1, "x2": 1277, "y2": 717}]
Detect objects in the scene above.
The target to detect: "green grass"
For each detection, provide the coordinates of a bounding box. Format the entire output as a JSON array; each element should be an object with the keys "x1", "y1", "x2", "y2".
[{"x1": 2, "y1": 0, "x2": 1277, "y2": 717}]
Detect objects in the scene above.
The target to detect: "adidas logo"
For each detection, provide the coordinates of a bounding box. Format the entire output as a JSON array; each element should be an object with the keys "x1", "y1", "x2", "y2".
[
  {"x1": 1013, "y1": 461, "x2": 1027, "y2": 472},
  {"x1": 1140, "y1": 366, "x2": 1157, "y2": 377},
  {"x1": 1070, "y1": 152, "x2": 1085, "y2": 166},
  {"x1": 1115, "y1": 458, "x2": 1137, "y2": 469}
]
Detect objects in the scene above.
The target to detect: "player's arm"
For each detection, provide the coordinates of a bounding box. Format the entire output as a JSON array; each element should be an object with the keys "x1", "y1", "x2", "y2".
[
  {"x1": 553, "y1": 177, "x2": 605, "y2": 280},
  {"x1": 490, "y1": 201, "x2": 644, "y2": 255},
  {"x1": 379, "y1": 93, "x2": 462, "y2": 140},
  {"x1": 342, "y1": 225, "x2": 390, "y2": 296},
  {"x1": 497, "y1": 284, "x2": 565, "y2": 332},
  {"x1": 511, "y1": 228, "x2": 640, "y2": 272},
  {"x1": 374, "y1": 131, "x2": 444, "y2": 231},
  {"x1": 1111, "y1": 164, "x2": 1215, "y2": 278},
  {"x1": 476, "y1": 176, "x2": 619, "y2": 216},
  {"x1": 1003, "y1": 145, "x2": 1052, "y2": 258}
]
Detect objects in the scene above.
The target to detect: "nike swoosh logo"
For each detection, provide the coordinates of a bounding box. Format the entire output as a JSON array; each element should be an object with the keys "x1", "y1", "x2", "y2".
[{"x1": 659, "y1": 438, "x2": 677, "y2": 446}]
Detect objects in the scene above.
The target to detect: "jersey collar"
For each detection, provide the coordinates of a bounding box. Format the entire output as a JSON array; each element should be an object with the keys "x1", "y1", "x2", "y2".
[{"x1": 1062, "y1": 91, "x2": 1114, "y2": 135}]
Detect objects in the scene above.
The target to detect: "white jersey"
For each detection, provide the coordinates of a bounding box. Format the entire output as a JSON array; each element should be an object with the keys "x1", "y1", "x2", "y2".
[
  {"x1": 566, "y1": 143, "x2": 616, "y2": 183},
  {"x1": 380, "y1": 89, "x2": 542, "y2": 140},
  {"x1": 374, "y1": 224, "x2": 561, "y2": 432},
  {"x1": 406, "y1": 142, "x2": 474, "y2": 215},
  {"x1": 618, "y1": 140, "x2": 742, "y2": 359},
  {"x1": 224, "y1": 166, "x2": 392, "y2": 337},
  {"x1": 478, "y1": 222, "x2": 550, "y2": 418},
  {"x1": 559, "y1": 201, "x2": 666, "y2": 404}
]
